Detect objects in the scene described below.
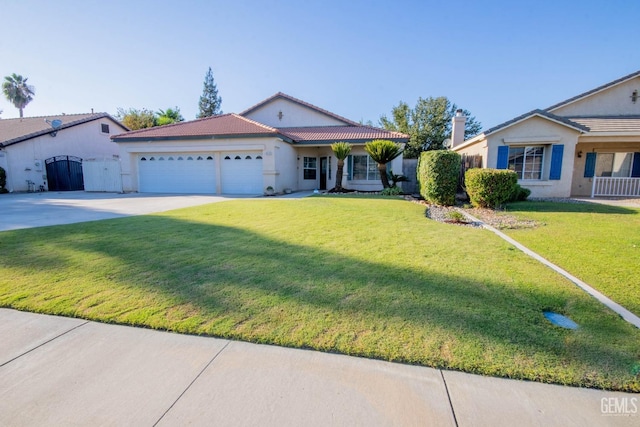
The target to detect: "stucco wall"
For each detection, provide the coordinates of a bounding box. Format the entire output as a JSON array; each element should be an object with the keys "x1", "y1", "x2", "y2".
[
  {"x1": 2, "y1": 118, "x2": 122, "y2": 192},
  {"x1": 486, "y1": 117, "x2": 581, "y2": 198},
  {"x1": 244, "y1": 98, "x2": 347, "y2": 128},
  {"x1": 550, "y1": 76, "x2": 640, "y2": 117},
  {"x1": 273, "y1": 141, "x2": 297, "y2": 192}
]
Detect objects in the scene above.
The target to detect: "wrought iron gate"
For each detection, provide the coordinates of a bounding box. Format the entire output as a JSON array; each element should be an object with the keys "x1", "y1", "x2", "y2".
[{"x1": 45, "y1": 155, "x2": 84, "y2": 191}]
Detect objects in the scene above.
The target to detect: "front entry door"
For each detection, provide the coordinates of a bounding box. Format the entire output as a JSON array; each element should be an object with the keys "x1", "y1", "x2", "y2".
[{"x1": 320, "y1": 157, "x2": 328, "y2": 190}]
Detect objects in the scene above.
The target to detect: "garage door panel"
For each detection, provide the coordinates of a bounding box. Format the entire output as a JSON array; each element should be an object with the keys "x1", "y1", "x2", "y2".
[
  {"x1": 221, "y1": 153, "x2": 263, "y2": 195},
  {"x1": 138, "y1": 154, "x2": 216, "y2": 194}
]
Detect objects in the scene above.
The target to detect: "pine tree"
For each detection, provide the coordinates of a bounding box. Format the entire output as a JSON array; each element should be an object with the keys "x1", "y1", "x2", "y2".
[{"x1": 197, "y1": 67, "x2": 222, "y2": 118}]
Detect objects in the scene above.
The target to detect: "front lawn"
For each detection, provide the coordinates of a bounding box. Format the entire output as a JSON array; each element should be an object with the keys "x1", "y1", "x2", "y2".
[
  {"x1": 501, "y1": 201, "x2": 640, "y2": 317},
  {"x1": 1, "y1": 197, "x2": 639, "y2": 391}
]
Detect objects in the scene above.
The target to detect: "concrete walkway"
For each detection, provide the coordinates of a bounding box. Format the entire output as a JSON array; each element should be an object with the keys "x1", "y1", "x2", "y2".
[{"x1": 0, "y1": 309, "x2": 636, "y2": 426}]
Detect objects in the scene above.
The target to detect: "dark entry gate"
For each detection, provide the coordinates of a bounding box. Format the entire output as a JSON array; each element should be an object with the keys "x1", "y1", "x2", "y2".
[{"x1": 45, "y1": 156, "x2": 84, "y2": 191}]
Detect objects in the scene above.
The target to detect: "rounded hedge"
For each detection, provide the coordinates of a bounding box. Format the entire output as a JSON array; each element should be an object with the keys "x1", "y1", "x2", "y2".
[
  {"x1": 465, "y1": 168, "x2": 518, "y2": 209},
  {"x1": 417, "y1": 150, "x2": 461, "y2": 206}
]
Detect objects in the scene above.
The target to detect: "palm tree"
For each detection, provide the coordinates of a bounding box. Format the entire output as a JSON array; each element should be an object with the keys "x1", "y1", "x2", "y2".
[
  {"x1": 364, "y1": 139, "x2": 403, "y2": 188},
  {"x1": 156, "y1": 107, "x2": 185, "y2": 126},
  {"x1": 2, "y1": 74, "x2": 35, "y2": 118},
  {"x1": 330, "y1": 142, "x2": 352, "y2": 192}
]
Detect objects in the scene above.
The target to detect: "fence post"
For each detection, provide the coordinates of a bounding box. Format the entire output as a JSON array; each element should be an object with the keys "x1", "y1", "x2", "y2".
[{"x1": 591, "y1": 176, "x2": 597, "y2": 198}]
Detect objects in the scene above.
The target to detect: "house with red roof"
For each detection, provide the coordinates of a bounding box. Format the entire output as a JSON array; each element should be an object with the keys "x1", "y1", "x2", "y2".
[
  {"x1": 452, "y1": 70, "x2": 640, "y2": 198},
  {"x1": 111, "y1": 93, "x2": 409, "y2": 195},
  {"x1": 0, "y1": 113, "x2": 127, "y2": 192}
]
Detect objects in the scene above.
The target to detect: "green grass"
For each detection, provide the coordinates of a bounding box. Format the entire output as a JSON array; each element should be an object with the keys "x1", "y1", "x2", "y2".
[
  {"x1": 1, "y1": 197, "x2": 639, "y2": 391},
  {"x1": 503, "y1": 201, "x2": 640, "y2": 317}
]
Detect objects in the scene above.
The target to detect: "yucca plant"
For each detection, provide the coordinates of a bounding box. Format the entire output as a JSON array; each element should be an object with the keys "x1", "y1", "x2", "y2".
[
  {"x1": 364, "y1": 139, "x2": 403, "y2": 188},
  {"x1": 331, "y1": 141, "x2": 352, "y2": 192}
]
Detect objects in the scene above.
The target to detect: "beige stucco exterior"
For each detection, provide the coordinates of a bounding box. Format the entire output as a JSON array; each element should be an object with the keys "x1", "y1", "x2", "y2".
[
  {"x1": 116, "y1": 95, "x2": 406, "y2": 194},
  {"x1": 454, "y1": 72, "x2": 640, "y2": 198},
  {"x1": 244, "y1": 98, "x2": 347, "y2": 128},
  {"x1": 0, "y1": 118, "x2": 123, "y2": 192}
]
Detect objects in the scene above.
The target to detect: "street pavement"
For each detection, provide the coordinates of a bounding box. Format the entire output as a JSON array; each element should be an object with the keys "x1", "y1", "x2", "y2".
[{"x1": 0, "y1": 309, "x2": 636, "y2": 426}]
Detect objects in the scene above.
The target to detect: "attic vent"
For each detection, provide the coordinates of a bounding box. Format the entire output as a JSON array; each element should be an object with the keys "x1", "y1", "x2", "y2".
[{"x1": 101, "y1": 123, "x2": 110, "y2": 134}]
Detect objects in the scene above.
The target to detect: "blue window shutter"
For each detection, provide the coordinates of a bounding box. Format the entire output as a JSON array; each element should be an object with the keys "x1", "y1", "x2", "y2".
[
  {"x1": 549, "y1": 144, "x2": 564, "y2": 180},
  {"x1": 347, "y1": 155, "x2": 353, "y2": 180},
  {"x1": 584, "y1": 152, "x2": 596, "y2": 178},
  {"x1": 497, "y1": 146, "x2": 509, "y2": 169},
  {"x1": 632, "y1": 153, "x2": 640, "y2": 178}
]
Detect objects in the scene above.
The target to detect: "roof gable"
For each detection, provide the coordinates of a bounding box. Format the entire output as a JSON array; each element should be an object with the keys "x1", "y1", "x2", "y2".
[
  {"x1": 240, "y1": 92, "x2": 359, "y2": 127},
  {"x1": 547, "y1": 70, "x2": 640, "y2": 116},
  {"x1": 457, "y1": 110, "x2": 587, "y2": 149},
  {"x1": 0, "y1": 113, "x2": 127, "y2": 147}
]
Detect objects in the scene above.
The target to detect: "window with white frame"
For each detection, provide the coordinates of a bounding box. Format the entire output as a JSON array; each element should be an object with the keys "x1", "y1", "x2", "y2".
[
  {"x1": 508, "y1": 146, "x2": 544, "y2": 180},
  {"x1": 352, "y1": 155, "x2": 380, "y2": 180},
  {"x1": 303, "y1": 157, "x2": 317, "y2": 180},
  {"x1": 595, "y1": 152, "x2": 633, "y2": 177}
]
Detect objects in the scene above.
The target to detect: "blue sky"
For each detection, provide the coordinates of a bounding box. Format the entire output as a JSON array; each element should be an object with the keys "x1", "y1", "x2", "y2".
[{"x1": 1, "y1": 0, "x2": 639, "y2": 130}]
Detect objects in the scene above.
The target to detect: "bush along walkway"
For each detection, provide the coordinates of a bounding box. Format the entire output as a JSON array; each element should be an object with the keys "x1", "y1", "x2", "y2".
[{"x1": 459, "y1": 209, "x2": 640, "y2": 329}]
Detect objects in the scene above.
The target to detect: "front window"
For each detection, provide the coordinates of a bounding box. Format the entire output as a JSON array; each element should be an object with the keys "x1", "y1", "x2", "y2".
[
  {"x1": 508, "y1": 146, "x2": 543, "y2": 180},
  {"x1": 303, "y1": 157, "x2": 317, "y2": 180},
  {"x1": 595, "y1": 152, "x2": 633, "y2": 177},
  {"x1": 353, "y1": 155, "x2": 380, "y2": 180}
]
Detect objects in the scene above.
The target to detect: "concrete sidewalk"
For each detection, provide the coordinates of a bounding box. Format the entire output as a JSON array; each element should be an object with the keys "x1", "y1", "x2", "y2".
[{"x1": 0, "y1": 309, "x2": 636, "y2": 426}]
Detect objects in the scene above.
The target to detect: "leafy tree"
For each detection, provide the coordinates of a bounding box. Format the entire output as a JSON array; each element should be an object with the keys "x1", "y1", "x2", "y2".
[
  {"x1": 156, "y1": 107, "x2": 184, "y2": 126},
  {"x1": 330, "y1": 142, "x2": 352, "y2": 192},
  {"x1": 364, "y1": 140, "x2": 403, "y2": 188},
  {"x1": 197, "y1": 67, "x2": 222, "y2": 118},
  {"x1": 380, "y1": 97, "x2": 481, "y2": 158},
  {"x1": 2, "y1": 73, "x2": 35, "y2": 118},
  {"x1": 116, "y1": 108, "x2": 156, "y2": 130}
]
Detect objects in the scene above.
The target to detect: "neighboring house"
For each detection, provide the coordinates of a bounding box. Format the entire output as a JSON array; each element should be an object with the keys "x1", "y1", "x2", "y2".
[
  {"x1": 452, "y1": 70, "x2": 640, "y2": 197},
  {"x1": 0, "y1": 113, "x2": 127, "y2": 192},
  {"x1": 112, "y1": 92, "x2": 409, "y2": 195}
]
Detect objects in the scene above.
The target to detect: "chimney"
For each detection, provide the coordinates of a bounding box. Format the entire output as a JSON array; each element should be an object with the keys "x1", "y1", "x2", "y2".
[{"x1": 451, "y1": 109, "x2": 466, "y2": 148}]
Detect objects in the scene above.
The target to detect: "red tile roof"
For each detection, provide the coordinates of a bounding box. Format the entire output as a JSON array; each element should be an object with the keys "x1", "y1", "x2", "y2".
[
  {"x1": 112, "y1": 114, "x2": 279, "y2": 141},
  {"x1": 112, "y1": 96, "x2": 410, "y2": 144},
  {"x1": 279, "y1": 126, "x2": 409, "y2": 143},
  {"x1": 240, "y1": 92, "x2": 361, "y2": 126}
]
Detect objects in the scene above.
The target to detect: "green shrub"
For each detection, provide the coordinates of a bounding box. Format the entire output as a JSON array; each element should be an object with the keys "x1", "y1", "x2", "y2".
[
  {"x1": 417, "y1": 150, "x2": 461, "y2": 206},
  {"x1": 510, "y1": 184, "x2": 531, "y2": 202},
  {"x1": 0, "y1": 167, "x2": 6, "y2": 192},
  {"x1": 465, "y1": 168, "x2": 518, "y2": 209},
  {"x1": 380, "y1": 186, "x2": 402, "y2": 196}
]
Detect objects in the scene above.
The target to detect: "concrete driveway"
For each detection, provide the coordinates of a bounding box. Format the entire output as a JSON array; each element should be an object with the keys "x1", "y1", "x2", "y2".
[{"x1": 0, "y1": 191, "x2": 245, "y2": 231}]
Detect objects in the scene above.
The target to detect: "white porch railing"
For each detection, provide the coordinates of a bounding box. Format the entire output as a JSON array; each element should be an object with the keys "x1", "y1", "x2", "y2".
[{"x1": 591, "y1": 176, "x2": 640, "y2": 198}]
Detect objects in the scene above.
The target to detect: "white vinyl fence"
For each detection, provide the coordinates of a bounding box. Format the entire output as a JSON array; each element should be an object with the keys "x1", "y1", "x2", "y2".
[
  {"x1": 82, "y1": 158, "x2": 123, "y2": 192},
  {"x1": 591, "y1": 176, "x2": 640, "y2": 198}
]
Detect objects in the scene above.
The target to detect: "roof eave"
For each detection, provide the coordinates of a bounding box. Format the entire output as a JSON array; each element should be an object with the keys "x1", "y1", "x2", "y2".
[{"x1": 112, "y1": 132, "x2": 285, "y2": 143}]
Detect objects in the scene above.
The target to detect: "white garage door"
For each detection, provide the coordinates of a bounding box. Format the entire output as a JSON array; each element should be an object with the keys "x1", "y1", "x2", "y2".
[
  {"x1": 138, "y1": 154, "x2": 216, "y2": 194},
  {"x1": 221, "y1": 153, "x2": 263, "y2": 194}
]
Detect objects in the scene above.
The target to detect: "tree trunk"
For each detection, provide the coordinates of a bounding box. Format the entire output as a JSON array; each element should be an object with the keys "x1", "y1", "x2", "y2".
[
  {"x1": 378, "y1": 163, "x2": 390, "y2": 188},
  {"x1": 19, "y1": 108, "x2": 23, "y2": 118},
  {"x1": 335, "y1": 159, "x2": 345, "y2": 191}
]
